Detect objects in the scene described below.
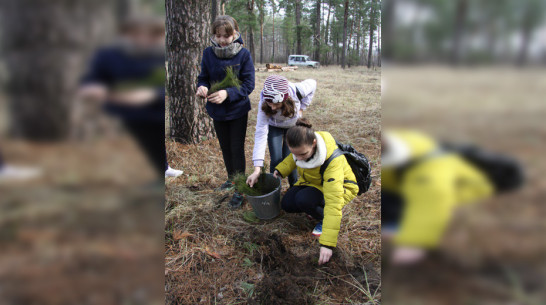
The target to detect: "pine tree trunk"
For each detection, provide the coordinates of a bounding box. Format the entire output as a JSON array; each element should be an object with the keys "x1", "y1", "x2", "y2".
[
  {"x1": 341, "y1": 0, "x2": 349, "y2": 69},
  {"x1": 367, "y1": 0, "x2": 376, "y2": 69},
  {"x1": 166, "y1": 0, "x2": 215, "y2": 144},
  {"x1": 295, "y1": 1, "x2": 302, "y2": 54},
  {"x1": 211, "y1": 0, "x2": 222, "y2": 22},
  {"x1": 272, "y1": 10, "x2": 276, "y2": 61},
  {"x1": 450, "y1": 0, "x2": 467, "y2": 65},
  {"x1": 313, "y1": 0, "x2": 321, "y2": 62},
  {"x1": 324, "y1": 0, "x2": 332, "y2": 65},
  {"x1": 259, "y1": 1, "x2": 264, "y2": 64},
  {"x1": 0, "y1": 0, "x2": 113, "y2": 140},
  {"x1": 247, "y1": 0, "x2": 256, "y2": 61},
  {"x1": 356, "y1": 23, "x2": 361, "y2": 66},
  {"x1": 382, "y1": 0, "x2": 395, "y2": 60}
]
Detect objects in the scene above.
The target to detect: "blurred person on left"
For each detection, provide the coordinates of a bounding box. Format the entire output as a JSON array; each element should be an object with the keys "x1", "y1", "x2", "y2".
[
  {"x1": 381, "y1": 129, "x2": 524, "y2": 265},
  {"x1": 78, "y1": 15, "x2": 183, "y2": 182}
]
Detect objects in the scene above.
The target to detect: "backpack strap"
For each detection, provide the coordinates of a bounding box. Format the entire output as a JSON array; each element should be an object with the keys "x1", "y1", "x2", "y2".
[
  {"x1": 296, "y1": 87, "x2": 303, "y2": 101},
  {"x1": 320, "y1": 148, "x2": 343, "y2": 184}
]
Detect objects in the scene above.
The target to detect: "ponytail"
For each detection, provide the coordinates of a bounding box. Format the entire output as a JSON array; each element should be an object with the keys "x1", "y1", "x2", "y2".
[{"x1": 286, "y1": 118, "x2": 316, "y2": 147}]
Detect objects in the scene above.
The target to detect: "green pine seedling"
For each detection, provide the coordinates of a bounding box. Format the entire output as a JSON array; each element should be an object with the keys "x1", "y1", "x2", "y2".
[{"x1": 208, "y1": 66, "x2": 241, "y2": 95}]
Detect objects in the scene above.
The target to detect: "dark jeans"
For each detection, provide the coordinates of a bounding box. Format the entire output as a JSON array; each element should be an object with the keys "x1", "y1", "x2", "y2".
[
  {"x1": 281, "y1": 186, "x2": 325, "y2": 220},
  {"x1": 213, "y1": 114, "x2": 248, "y2": 179},
  {"x1": 381, "y1": 191, "x2": 404, "y2": 228},
  {"x1": 123, "y1": 120, "x2": 166, "y2": 180},
  {"x1": 268, "y1": 125, "x2": 297, "y2": 186}
]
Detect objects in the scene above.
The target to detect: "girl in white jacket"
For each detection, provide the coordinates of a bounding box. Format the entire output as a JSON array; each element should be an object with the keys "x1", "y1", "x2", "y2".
[{"x1": 247, "y1": 75, "x2": 316, "y2": 187}]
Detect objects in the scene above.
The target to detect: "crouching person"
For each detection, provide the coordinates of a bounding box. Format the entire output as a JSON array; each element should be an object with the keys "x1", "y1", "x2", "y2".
[{"x1": 273, "y1": 118, "x2": 359, "y2": 265}]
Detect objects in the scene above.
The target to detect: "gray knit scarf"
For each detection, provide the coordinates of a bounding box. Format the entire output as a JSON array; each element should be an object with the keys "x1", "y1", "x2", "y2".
[{"x1": 210, "y1": 32, "x2": 243, "y2": 59}]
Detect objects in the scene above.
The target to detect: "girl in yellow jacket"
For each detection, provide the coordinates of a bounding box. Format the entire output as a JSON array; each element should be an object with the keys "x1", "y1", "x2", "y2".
[
  {"x1": 382, "y1": 129, "x2": 495, "y2": 264},
  {"x1": 273, "y1": 119, "x2": 359, "y2": 265}
]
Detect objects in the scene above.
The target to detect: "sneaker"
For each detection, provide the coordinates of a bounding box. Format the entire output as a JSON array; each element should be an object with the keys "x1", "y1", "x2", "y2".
[
  {"x1": 165, "y1": 166, "x2": 183, "y2": 178},
  {"x1": 217, "y1": 180, "x2": 235, "y2": 191},
  {"x1": 0, "y1": 165, "x2": 41, "y2": 182},
  {"x1": 229, "y1": 192, "x2": 244, "y2": 209},
  {"x1": 312, "y1": 222, "x2": 323, "y2": 236}
]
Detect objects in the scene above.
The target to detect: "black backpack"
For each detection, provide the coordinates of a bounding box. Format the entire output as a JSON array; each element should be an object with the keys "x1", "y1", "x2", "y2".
[
  {"x1": 396, "y1": 143, "x2": 524, "y2": 193},
  {"x1": 441, "y1": 143, "x2": 525, "y2": 192},
  {"x1": 320, "y1": 142, "x2": 372, "y2": 195}
]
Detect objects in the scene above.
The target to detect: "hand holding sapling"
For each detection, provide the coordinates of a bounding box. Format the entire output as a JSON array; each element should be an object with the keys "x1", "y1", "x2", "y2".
[
  {"x1": 208, "y1": 90, "x2": 228, "y2": 104},
  {"x1": 246, "y1": 167, "x2": 262, "y2": 187},
  {"x1": 208, "y1": 66, "x2": 241, "y2": 95}
]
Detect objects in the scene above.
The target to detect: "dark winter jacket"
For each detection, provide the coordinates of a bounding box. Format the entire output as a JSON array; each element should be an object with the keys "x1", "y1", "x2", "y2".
[
  {"x1": 81, "y1": 46, "x2": 165, "y2": 122},
  {"x1": 197, "y1": 36, "x2": 255, "y2": 121}
]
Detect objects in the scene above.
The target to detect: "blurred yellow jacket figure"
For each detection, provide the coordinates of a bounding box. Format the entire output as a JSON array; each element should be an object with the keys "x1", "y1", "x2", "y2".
[
  {"x1": 382, "y1": 130, "x2": 494, "y2": 248},
  {"x1": 276, "y1": 131, "x2": 359, "y2": 247}
]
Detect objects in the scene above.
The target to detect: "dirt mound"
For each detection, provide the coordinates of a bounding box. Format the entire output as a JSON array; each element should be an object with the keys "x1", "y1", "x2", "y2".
[
  {"x1": 237, "y1": 228, "x2": 380, "y2": 304},
  {"x1": 254, "y1": 271, "x2": 315, "y2": 305}
]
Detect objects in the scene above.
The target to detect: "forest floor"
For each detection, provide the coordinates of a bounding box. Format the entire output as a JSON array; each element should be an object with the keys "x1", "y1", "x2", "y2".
[
  {"x1": 0, "y1": 135, "x2": 165, "y2": 304},
  {"x1": 165, "y1": 65, "x2": 382, "y2": 304},
  {"x1": 382, "y1": 66, "x2": 546, "y2": 304}
]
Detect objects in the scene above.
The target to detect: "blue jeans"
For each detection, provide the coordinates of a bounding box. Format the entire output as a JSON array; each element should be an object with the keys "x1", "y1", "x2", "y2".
[{"x1": 268, "y1": 125, "x2": 297, "y2": 186}]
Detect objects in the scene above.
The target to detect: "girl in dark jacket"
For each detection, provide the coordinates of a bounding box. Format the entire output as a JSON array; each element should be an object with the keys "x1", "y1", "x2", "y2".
[{"x1": 196, "y1": 15, "x2": 255, "y2": 208}]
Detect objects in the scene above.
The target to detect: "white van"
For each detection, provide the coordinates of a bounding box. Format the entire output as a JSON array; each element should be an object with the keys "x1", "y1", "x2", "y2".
[{"x1": 288, "y1": 55, "x2": 320, "y2": 68}]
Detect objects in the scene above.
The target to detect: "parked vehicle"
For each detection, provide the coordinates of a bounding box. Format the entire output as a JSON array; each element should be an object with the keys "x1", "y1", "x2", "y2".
[{"x1": 288, "y1": 55, "x2": 320, "y2": 68}]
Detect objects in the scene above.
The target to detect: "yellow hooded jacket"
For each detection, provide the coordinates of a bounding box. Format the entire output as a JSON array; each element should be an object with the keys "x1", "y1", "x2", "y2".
[
  {"x1": 276, "y1": 131, "x2": 359, "y2": 247},
  {"x1": 382, "y1": 130, "x2": 494, "y2": 248}
]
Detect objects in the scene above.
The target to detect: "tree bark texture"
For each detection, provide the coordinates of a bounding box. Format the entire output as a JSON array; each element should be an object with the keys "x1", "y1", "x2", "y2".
[
  {"x1": 166, "y1": 0, "x2": 215, "y2": 144},
  {"x1": 295, "y1": 1, "x2": 302, "y2": 54},
  {"x1": 341, "y1": 0, "x2": 349, "y2": 68},
  {"x1": 367, "y1": 0, "x2": 376, "y2": 68},
  {"x1": 247, "y1": 0, "x2": 256, "y2": 61},
  {"x1": 0, "y1": 0, "x2": 114, "y2": 140},
  {"x1": 211, "y1": 0, "x2": 222, "y2": 22},
  {"x1": 313, "y1": 0, "x2": 321, "y2": 62}
]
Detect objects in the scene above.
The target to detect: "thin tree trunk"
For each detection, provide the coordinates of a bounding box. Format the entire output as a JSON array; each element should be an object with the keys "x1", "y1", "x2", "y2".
[
  {"x1": 259, "y1": 0, "x2": 264, "y2": 64},
  {"x1": 341, "y1": 0, "x2": 349, "y2": 68},
  {"x1": 166, "y1": 0, "x2": 215, "y2": 143},
  {"x1": 272, "y1": 9, "x2": 276, "y2": 61},
  {"x1": 336, "y1": 36, "x2": 340, "y2": 64},
  {"x1": 314, "y1": 0, "x2": 321, "y2": 62},
  {"x1": 356, "y1": 23, "x2": 361, "y2": 66},
  {"x1": 348, "y1": 10, "x2": 355, "y2": 66},
  {"x1": 295, "y1": 1, "x2": 302, "y2": 54},
  {"x1": 324, "y1": 0, "x2": 332, "y2": 65},
  {"x1": 450, "y1": 0, "x2": 467, "y2": 65},
  {"x1": 382, "y1": 0, "x2": 396, "y2": 60},
  {"x1": 247, "y1": 0, "x2": 256, "y2": 61},
  {"x1": 211, "y1": 0, "x2": 222, "y2": 21},
  {"x1": 516, "y1": 4, "x2": 537, "y2": 66},
  {"x1": 367, "y1": 0, "x2": 376, "y2": 69}
]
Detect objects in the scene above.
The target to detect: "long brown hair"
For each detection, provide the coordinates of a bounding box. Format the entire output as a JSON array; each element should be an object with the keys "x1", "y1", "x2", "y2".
[
  {"x1": 261, "y1": 96, "x2": 296, "y2": 118},
  {"x1": 286, "y1": 118, "x2": 316, "y2": 148}
]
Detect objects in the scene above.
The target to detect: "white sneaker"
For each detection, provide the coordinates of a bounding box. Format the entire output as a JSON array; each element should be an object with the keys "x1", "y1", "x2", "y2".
[
  {"x1": 165, "y1": 166, "x2": 183, "y2": 178},
  {"x1": 0, "y1": 165, "x2": 41, "y2": 181}
]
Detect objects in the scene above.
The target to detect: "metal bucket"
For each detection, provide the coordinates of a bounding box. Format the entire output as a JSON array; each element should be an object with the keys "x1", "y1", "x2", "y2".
[{"x1": 246, "y1": 173, "x2": 282, "y2": 220}]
